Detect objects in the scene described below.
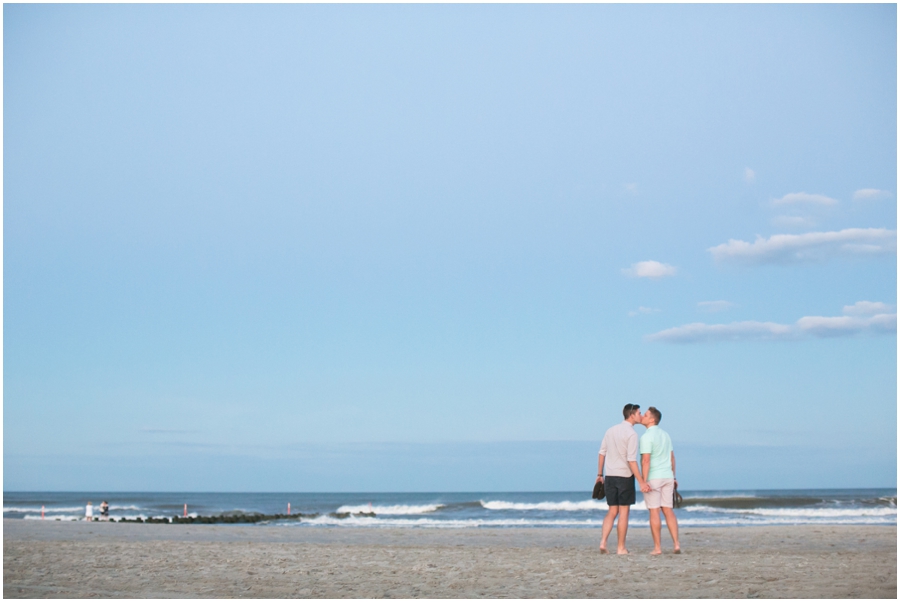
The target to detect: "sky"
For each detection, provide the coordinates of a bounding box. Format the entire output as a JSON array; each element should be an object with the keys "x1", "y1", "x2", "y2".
[{"x1": 4, "y1": 3, "x2": 897, "y2": 492}]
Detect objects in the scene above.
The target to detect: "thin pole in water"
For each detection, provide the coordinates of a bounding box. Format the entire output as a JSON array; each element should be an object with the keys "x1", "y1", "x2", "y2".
[{"x1": 183, "y1": 504, "x2": 187, "y2": 518}]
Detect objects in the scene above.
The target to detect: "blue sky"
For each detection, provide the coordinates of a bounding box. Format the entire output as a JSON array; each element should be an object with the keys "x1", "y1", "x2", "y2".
[{"x1": 4, "y1": 4, "x2": 896, "y2": 491}]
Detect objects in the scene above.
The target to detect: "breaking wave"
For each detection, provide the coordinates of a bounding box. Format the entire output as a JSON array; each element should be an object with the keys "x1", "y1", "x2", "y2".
[
  {"x1": 481, "y1": 500, "x2": 647, "y2": 511},
  {"x1": 685, "y1": 505, "x2": 897, "y2": 518},
  {"x1": 335, "y1": 504, "x2": 444, "y2": 515}
]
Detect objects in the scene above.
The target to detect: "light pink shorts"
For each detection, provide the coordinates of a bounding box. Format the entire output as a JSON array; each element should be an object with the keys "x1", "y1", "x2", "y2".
[{"x1": 643, "y1": 478, "x2": 675, "y2": 509}]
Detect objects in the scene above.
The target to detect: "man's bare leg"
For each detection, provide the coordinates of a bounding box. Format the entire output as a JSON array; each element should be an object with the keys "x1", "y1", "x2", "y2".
[
  {"x1": 661, "y1": 506, "x2": 680, "y2": 552},
  {"x1": 599, "y1": 505, "x2": 619, "y2": 553},
  {"x1": 648, "y1": 507, "x2": 662, "y2": 555},
  {"x1": 616, "y1": 506, "x2": 630, "y2": 554}
]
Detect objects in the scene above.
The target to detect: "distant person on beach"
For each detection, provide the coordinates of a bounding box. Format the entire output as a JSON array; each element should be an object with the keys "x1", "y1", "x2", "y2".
[
  {"x1": 100, "y1": 501, "x2": 109, "y2": 521},
  {"x1": 640, "y1": 406, "x2": 681, "y2": 555},
  {"x1": 596, "y1": 403, "x2": 650, "y2": 554},
  {"x1": 85, "y1": 501, "x2": 93, "y2": 521}
]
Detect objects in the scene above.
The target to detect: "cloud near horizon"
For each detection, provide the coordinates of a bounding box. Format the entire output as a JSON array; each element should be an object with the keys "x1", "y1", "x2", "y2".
[
  {"x1": 853, "y1": 188, "x2": 892, "y2": 202},
  {"x1": 770, "y1": 215, "x2": 817, "y2": 230},
  {"x1": 708, "y1": 228, "x2": 896, "y2": 264},
  {"x1": 646, "y1": 303, "x2": 896, "y2": 343},
  {"x1": 842, "y1": 301, "x2": 895, "y2": 316},
  {"x1": 697, "y1": 300, "x2": 734, "y2": 313},
  {"x1": 771, "y1": 192, "x2": 839, "y2": 206},
  {"x1": 628, "y1": 306, "x2": 660, "y2": 317},
  {"x1": 622, "y1": 260, "x2": 677, "y2": 279}
]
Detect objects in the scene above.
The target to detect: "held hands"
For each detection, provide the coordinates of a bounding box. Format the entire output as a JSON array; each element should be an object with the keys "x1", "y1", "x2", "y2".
[{"x1": 640, "y1": 481, "x2": 651, "y2": 493}]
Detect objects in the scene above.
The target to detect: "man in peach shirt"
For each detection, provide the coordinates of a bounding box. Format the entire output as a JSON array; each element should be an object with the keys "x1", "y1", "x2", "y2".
[{"x1": 596, "y1": 403, "x2": 650, "y2": 554}]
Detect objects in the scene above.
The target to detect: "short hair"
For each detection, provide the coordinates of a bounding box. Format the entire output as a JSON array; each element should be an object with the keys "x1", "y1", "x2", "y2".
[
  {"x1": 647, "y1": 406, "x2": 662, "y2": 425},
  {"x1": 622, "y1": 403, "x2": 641, "y2": 420}
]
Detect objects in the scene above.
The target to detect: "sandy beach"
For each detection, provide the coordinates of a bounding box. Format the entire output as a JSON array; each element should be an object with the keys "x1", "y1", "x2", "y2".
[{"x1": 3, "y1": 519, "x2": 895, "y2": 598}]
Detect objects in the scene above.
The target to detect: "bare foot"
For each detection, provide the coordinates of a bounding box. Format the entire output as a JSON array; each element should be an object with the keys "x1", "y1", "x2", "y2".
[
  {"x1": 617, "y1": 548, "x2": 629, "y2": 555},
  {"x1": 673, "y1": 547, "x2": 681, "y2": 554},
  {"x1": 650, "y1": 549, "x2": 662, "y2": 556},
  {"x1": 599, "y1": 546, "x2": 609, "y2": 554}
]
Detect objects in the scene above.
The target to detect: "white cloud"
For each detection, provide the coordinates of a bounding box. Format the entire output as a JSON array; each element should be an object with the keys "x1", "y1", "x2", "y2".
[
  {"x1": 697, "y1": 300, "x2": 734, "y2": 313},
  {"x1": 842, "y1": 301, "x2": 895, "y2": 316},
  {"x1": 853, "y1": 188, "x2": 892, "y2": 202},
  {"x1": 795, "y1": 313, "x2": 896, "y2": 337},
  {"x1": 628, "y1": 306, "x2": 660, "y2": 317},
  {"x1": 744, "y1": 168, "x2": 755, "y2": 183},
  {"x1": 622, "y1": 260, "x2": 677, "y2": 279},
  {"x1": 646, "y1": 321, "x2": 793, "y2": 343},
  {"x1": 771, "y1": 192, "x2": 839, "y2": 207},
  {"x1": 647, "y1": 304, "x2": 896, "y2": 343},
  {"x1": 623, "y1": 183, "x2": 639, "y2": 196},
  {"x1": 707, "y1": 228, "x2": 896, "y2": 264}
]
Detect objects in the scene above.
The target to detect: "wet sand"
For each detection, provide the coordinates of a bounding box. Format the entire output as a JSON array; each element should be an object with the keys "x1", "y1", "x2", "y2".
[{"x1": 3, "y1": 519, "x2": 896, "y2": 598}]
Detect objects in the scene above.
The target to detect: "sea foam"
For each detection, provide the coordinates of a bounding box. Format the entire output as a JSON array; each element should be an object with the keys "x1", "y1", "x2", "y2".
[
  {"x1": 481, "y1": 499, "x2": 649, "y2": 511},
  {"x1": 335, "y1": 504, "x2": 444, "y2": 515},
  {"x1": 685, "y1": 505, "x2": 897, "y2": 518}
]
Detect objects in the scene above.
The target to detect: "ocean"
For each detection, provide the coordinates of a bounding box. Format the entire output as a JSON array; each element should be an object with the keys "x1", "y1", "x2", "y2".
[{"x1": 4, "y1": 489, "x2": 895, "y2": 528}]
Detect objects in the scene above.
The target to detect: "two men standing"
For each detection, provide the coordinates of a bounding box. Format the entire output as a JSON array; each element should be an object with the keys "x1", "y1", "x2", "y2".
[{"x1": 596, "y1": 403, "x2": 680, "y2": 555}]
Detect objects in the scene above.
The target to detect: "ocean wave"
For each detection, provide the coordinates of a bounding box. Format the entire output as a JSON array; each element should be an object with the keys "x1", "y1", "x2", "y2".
[
  {"x1": 4, "y1": 506, "x2": 87, "y2": 513},
  {"x1": 5, "y1": 504, "x2": 144, "y2": 513},
  {"x1": 334, "y1": 504, "x2": 444, "y2": 515},
  {"x1": 684, "y1": 505, "x2": 897, "y2": 518},
  {"x1": 676, "y1": 515, "x2": 896, "y2": 526},
  {"x1": 481, "y1": 499, "x2": 648, "y2": 511},
  {"x1": 23, "y1": 513, "x2": 191, "y2": 522},
  {"x1": 289, "y1": 515, "x2": 895, "y2": 528},
  {"x1": 296, "y1": 515, "x2": 612, "y2": 528},
  {"x1": 679, "y1": 496, "x2": 824, "y2": 509},
  {"x1": 18, "y1": 512, "x2": 895, "y2": 528}
]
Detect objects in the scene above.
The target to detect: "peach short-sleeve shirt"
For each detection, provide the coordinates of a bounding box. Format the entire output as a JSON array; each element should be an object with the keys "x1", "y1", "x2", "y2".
[{"x1": 599, "y1": 421, "x2": 638, "y2": 478}]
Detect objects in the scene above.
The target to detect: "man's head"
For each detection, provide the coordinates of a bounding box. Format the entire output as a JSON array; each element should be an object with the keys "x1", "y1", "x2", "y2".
[
  {"x1": 643, "y1": 406, "x2": 661, "y2": 426},
  {"x1": 622, "y1": 403, "x2": 641, "y2": 423}
]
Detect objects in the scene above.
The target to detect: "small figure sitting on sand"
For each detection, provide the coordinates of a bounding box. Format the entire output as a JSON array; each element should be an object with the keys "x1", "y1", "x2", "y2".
[
  {"x1": 640, "y1": 406, "x2": 681, "y2": 555},
  {"x1": 99, "y1": 501, "x2": 109, "y2": 521},
  {"x1": 596, "y1": 403, "x2": 650, "y2": 555},
  {"x1": 85, "y1": 501, "x2": 93, "y2": 521}
]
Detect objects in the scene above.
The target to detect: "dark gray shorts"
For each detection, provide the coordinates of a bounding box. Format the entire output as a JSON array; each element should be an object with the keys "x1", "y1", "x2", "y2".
[{"x1": 604, "y1": 475, "x2": 636, "y2": 506}]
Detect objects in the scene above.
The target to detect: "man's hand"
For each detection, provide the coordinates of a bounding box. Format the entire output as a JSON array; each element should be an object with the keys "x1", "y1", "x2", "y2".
[
  {"x1": 595, "y1": 475, "x2": 604, "y2": 484},
  {"x1": 640, "y1": 481, "x2": 651, "y2": 493}
]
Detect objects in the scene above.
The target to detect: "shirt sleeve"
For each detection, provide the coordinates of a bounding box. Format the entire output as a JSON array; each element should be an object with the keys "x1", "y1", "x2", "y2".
[
  {"x1": 599, "y1": 435, "x2": 607, "y2": 456},
  {"x1": 639, "y1": 432, "x2": 652, "y2": 455},
  {"x1": 626, "y1": 431, "x2": 638, "y2": 462}
]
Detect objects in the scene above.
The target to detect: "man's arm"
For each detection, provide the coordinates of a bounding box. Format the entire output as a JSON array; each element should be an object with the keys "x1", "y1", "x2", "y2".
[
  {"x1": 596, "y1": 454, "x2": 605, "y2": 483},
  {"x1": 641, "y1": 453, "x2": 651, "y2": 486},
  {"x1": 628, "y1": 460, "x2": 650, "y2": 493},
  {"x1": 671, "y1": 451, "x2": 676, "y2": 482}
]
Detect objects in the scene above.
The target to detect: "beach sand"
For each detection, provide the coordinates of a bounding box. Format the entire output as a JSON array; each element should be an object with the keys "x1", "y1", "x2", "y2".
[{"x1": 3, "y1": 519, "x2": 895, "y2": 598}]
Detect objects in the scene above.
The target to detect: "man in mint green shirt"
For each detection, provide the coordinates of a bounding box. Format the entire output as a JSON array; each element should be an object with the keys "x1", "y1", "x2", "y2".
[{"x1": 639, "y1": 407, "x2": 681, "y2": 555}]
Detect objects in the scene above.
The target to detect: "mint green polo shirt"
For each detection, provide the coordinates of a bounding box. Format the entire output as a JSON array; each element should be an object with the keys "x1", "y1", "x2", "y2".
[{"x1": 639, "y1": 425, "x2": 674, "y2": 480}]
